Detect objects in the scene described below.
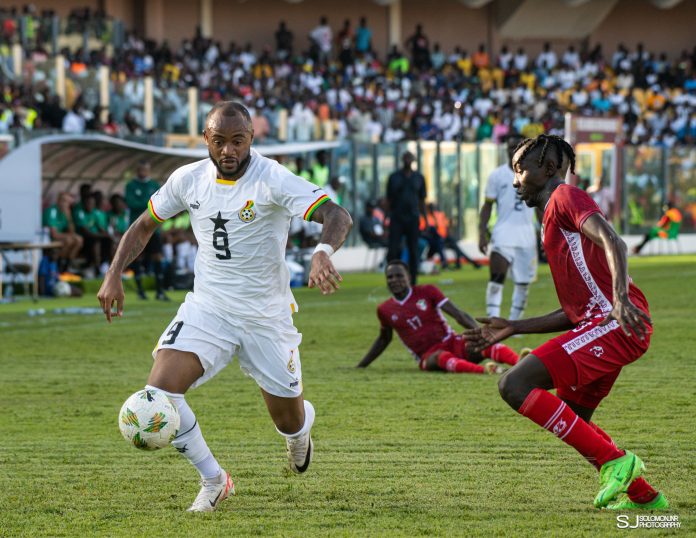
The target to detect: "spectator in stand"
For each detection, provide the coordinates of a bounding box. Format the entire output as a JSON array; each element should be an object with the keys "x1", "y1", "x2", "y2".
[
  {"x1": 536, "y1": 42, "x2": 558, "y2": 70},
  {"x1": 472, "y1": 43, "x2": 490, "y2": 70},
  {"x1": 309, "y1": 16, "x2": 332, "y2": 65},
  {"x1": 405, "y1": 24, "x2": 430, "y2": 71},
  {"x1": 355, "y1": 17, "x2": 372, "y2": 54},
  {"x1": 4, "y1": 18, "x2": 696, "y2": 149},
  {"x1": 62, "y1": 103, "x2": 85, "y2": 133},
  {"x1": 275, "y1": 20, "x2": 293, "y2": 59},
  {"x1": 562, "y1": 45, "x2": 580, "y2": 69},
  {"x1": 387, "y1": 45, "x2": 409, "y2": 75},
  {"x1": 43, "y1": 192, "x2": 83, "y2": 273},
  {"x1": 324, "y1": 176, "x2": 344, "y2": 206},
  {"x1": 290, "y1": 156, "x2": 313, "y2": 181},
  {"x1": 513, "y1": 47, "x2": 529, "y2": 72},
  {"x1": 101, "y1": 113, "x2": 121, "y2": 136},
  {"x1": 359, "y1": 200, "x2": 388, "y2": 248},
  {"x1": 431, "y1": 43, "x2": 446, "y2": 70},
  {"x1": 588, "y1": 180, "x2": 614, "y2": 219},
  {"x1": 336, "y1": 19, "x2": 354, "y2": 67},
  {"x1": 251, "y1": 106, "x2": 270, "y2": 142},
  {"x1": 310, "y1": 150, "x2": 330, "y2": 188}
]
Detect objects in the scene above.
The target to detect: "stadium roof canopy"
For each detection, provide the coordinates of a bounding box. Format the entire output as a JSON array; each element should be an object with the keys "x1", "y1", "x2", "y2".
[{"x1": 0, "y1": 134, "x2": 339, "y2": 243}]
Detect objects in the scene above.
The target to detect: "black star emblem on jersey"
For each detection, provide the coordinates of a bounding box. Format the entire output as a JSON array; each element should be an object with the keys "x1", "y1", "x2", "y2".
[{"x1": 210, "y1": 211, "x2": 229, "y2": 231}]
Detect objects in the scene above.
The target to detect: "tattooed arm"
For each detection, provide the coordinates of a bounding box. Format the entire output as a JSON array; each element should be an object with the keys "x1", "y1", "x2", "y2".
[
  {"x1": 308, "y1": 201, "x2": 353, "y2": 294},
  {"x1": 97, "y1": 210, "x2": 159, "y2": 322}
]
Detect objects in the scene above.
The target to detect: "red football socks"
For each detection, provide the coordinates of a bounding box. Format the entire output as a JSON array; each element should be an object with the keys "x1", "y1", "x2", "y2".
[
  {"x1": 518, "y1": 388, "x2": 624, "y2": 466},
  {"x1": 590, "y1": 422, "x2": 658, "y2": 504},
  {"x1": 437, "y1": 351, "x2": 485, "y2": 374},
  {"x1": 482, "y1": 343, "x2": 518, "y2": 365}
]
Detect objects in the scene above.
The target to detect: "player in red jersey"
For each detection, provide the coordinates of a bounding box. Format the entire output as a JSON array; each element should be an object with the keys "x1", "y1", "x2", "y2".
[
  {"x1": 464, "y1": 134, "x2": 668, "y2": 510},
  {"x1": 357, "y1": 260, "x2": 520, "y2": 374}
]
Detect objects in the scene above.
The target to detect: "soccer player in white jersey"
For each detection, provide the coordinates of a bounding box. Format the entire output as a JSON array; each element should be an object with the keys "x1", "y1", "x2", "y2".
[
  {"x1": 479, "y1": 136, "x2": 537, "y2": 321},
  {"x1": 97, "y1": 102, "x2": 352, "y2": 512}
]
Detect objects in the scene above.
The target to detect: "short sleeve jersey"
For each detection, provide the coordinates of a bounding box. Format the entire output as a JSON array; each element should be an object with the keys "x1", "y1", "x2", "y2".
[
  {"x1": 43, "y1": 205, "x2": 68, "y2": 232},
  {"x1": 74, "y1": 208, "x2": 100, "y2": 233},
  {"x1": 485, "y1": 164, "x2": 536, "y2": 248},
  {"x1": 125, "y1": 178, "x2": 161, "y2": 224},
  {"x1": 109, "y1": 210, "x2": 130, "y2": 234},
  {"x1": 377, "y1": 285, "x2": 454, "y2": 360},
  {"x1": 542, "y1": 184, "x2": 649, "y2": 325},
  {"x1": 148, "y1": 149, "x2": 329, "y2": 320}
]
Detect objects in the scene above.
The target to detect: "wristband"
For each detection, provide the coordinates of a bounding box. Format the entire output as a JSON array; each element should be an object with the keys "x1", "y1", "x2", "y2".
[{"x1": 313, "y1": 243, "x2": 335, "y2": 257}]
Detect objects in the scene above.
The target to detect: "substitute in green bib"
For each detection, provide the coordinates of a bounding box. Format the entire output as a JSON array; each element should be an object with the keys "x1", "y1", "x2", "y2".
[{"x1": 124, "y1": 162, "x2": 169, "y2": 301}]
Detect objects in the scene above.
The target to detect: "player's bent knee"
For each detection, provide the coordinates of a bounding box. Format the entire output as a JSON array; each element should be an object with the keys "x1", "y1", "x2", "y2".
[
  {"x1": 147, "y1": 349, "x2": 204, "y2": 394},
  {"x1": 498, "y1": 368, "x2": 531, "y2": 410}
]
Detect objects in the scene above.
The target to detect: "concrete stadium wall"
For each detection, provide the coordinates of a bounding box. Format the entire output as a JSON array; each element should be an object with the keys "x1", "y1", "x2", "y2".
[{"x1": 590, "y1": 0, "x2": 696, "y2": 58}]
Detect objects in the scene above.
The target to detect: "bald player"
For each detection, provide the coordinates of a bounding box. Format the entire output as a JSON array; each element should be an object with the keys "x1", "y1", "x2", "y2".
[{"x1": 98, "y1": 101, "x2": 352, "y2": 512}]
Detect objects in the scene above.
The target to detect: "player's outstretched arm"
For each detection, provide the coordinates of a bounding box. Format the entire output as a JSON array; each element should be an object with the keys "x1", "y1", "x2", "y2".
[
  {"x1": 308, "y1": 201, "x2": 353, "y2": 295},
  {"x1": 357, "y1": 326, "x2": 393, "y2": 368},
  {"x1": 440, "y1": 299, "x2": 478, "y2": 330},
  {"x1": 97, "y1": 210, "x2": 159, "y2": 322},
  {"x1": 463, "y1": 309, "x2": 573, "y2": 351},
  {"x1": 581, "y1": 213, "x2": 652, "y2": 340}
]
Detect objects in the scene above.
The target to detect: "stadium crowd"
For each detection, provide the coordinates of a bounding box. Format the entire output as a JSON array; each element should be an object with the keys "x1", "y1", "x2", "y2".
[{"x1": 0, "y1": 10, "x2": 696, "y2": 146}]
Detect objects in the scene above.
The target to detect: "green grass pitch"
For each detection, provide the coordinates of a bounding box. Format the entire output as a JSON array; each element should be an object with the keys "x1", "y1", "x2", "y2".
[{"x1": 0, "y1": 256, "x2": 694, "y2": 537}]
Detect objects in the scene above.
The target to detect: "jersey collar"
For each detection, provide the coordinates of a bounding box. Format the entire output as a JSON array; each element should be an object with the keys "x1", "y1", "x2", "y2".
[{"x1": 394, "y1": 287, "x2": 413, "y2": 305}]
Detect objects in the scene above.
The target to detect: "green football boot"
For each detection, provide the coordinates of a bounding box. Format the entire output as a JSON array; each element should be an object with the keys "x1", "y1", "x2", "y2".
[
  {"x1": 594, "y1": 450, "x2": 645, "y2": 508},
  {"x1": 604, "y1": 492, "x2": 669, "y2": 511}
]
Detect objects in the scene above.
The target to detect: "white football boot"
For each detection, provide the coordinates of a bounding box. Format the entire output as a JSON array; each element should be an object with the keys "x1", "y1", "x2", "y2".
[
  {"x1": 187, "y1": 470, "x2": 235, "y2": 512},
  {"x1": 286, "y1": 402, "x2": 315, "y2": 474}
]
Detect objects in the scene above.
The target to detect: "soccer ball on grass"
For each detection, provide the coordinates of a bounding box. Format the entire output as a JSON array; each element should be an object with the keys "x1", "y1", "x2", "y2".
[{"x1": 118, "y1": 388, "x2": 180, "y2": 450}]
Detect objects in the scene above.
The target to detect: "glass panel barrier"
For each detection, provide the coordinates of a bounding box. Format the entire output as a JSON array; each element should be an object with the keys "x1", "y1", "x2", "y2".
[
  {"x1": 623, "y1": 146, "x2": 665, "y2": 234},
  {"x1": 459, "y1": 143, "x2": 479, "y2": 242},
  {"x1": 666, "y1": 146, "x2": 696, "y2": 233},
  {"x1": 438, "y1": 141, "x2": 459, "y2": 235},
  {"x1": 155, "y1": 86, "x2": 189, "y2": 134}
]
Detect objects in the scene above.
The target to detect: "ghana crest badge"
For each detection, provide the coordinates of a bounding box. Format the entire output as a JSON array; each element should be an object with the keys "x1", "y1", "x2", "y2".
[
  {"x1": 239, "y1": 200, "x2": 256, "y2": 222},
  {"x1": 287, "y1": 350, "x2": 296, "y2": 374}
]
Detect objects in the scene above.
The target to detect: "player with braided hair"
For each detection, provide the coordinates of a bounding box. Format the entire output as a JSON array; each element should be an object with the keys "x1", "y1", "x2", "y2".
[
  {"x1": 512, "y1": 134, "x2": 576, "y2": 178},
  {"x1": 465, "y1": 134, "x2": 667, "y2": 510}
]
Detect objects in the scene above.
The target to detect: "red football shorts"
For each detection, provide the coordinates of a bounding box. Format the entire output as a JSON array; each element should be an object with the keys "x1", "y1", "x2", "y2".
[
  {"x1": 425, "y1": 335, "x2": 470, "y2": 359},
  {"x1": 532, "y1": 315, "x2": 652, "y2": 409},
  {"x1": 420, "y1": 335, "x2": 472, "y2": 370}
]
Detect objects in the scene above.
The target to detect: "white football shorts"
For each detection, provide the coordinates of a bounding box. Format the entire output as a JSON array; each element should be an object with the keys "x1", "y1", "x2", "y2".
[
  {"x1": 153, "y1": 293, "x2": 303, "y2": 397},
  {"x1": 491, "y1": 244, "x2": 538, "y2": 283}
]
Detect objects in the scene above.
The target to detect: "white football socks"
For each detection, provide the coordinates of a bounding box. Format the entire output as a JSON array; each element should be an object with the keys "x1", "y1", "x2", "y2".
[
  {"x1": 146, "y1": 385, "x2": 222, "y2": 480},
  {"x1": 510, "y1": 283, "x2": 530, "y2": 321},
  {"x1": 486, "y1": 282, "x2": 503, "y2": 318},
  {"x1": 275, "y1": 400, "x2": 315, "y2": 439}
]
